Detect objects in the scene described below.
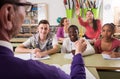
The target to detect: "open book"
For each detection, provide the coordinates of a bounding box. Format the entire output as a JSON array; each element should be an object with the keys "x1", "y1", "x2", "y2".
[
  {"x1": 51, "y1": 64, "x2": 96, "y2": 79},
  {"x1": 15, "y1": 53, "x2": 50, "y2": 60},
  {"x1": 102, "y1": 54, "x2": 120, "y2": 60}
]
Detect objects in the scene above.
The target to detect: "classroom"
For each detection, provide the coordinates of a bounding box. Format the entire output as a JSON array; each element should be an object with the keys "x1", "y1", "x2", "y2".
[{"x1": 1, "y1": 0, "x2": 120, "y2": 79}]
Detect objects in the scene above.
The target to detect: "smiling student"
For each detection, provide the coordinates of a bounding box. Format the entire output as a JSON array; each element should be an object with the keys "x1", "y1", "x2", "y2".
[
  {"x1": 61, "y1": 25, "x2": 95, "y2": 56},
  {"x1": 15, "y1": 20, "x2": 59, "y2": 58}
]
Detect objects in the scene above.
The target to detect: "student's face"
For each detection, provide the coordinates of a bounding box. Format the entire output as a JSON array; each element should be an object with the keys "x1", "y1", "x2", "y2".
[
  {"x1": 63, "y1": 19, "x2": 69, "y2": 27},
  {"x1": 86, "y1": 11, "x2": 93, "y2": 21},
  {"x1": 101, "y1": 25, "x2": 113, "y2": 38},
  {"x1": 68, "y1": 27, "x2": 79, "y2": 42},
  {"x1": 38, "y1": 24, "x2": 50, "y2": 37}
]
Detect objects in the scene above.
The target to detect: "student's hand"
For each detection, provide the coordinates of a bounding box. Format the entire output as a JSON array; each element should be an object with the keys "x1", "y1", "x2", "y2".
[
  {"x1": 110, "y1": 52, "x2": 120, "y2": 58},
  {"x1": 34, "y1": 51, "x2": 47, "y2": 58},
  {"x1": 75, "y1": 5, "x2": 80, "y2": 16},
  {"x1": 32, "y1": 48, "x2": 41, "y2": 53},
  {"x1": 74, "y1": 39, "x2": 87, "y2": 55}
]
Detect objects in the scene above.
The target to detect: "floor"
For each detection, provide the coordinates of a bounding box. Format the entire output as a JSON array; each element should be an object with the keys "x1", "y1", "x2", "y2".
[{"x1": 97, "y1": 70, "x2": 120, "y2": 79}]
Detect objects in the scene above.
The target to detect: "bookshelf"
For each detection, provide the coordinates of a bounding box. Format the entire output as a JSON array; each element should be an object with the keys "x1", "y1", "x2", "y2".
[{"x1": 15, "y1": 3, "x2": 48, "y2": 38}]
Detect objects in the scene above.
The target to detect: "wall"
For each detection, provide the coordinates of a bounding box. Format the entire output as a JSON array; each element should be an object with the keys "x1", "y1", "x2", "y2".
[
  {"x1": 103, "y1": 0, "x2": 120, "y2": 25},
  {"x1": 28, "y1": 0, "x2": 120, "y2": 26},
  {"x1": 28, "y1": 0, "x2": 66, "y2": 25}
]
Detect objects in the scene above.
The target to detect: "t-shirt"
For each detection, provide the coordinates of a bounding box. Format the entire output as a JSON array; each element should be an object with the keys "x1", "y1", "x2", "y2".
[
  {"x1": 94, "y1": 38, "x2": 120, "y2": 54},
  {"x1": 61, "y1": 38, "x2": 95, "y2": 56},
  {"x1": 23, "y1": 33, "x2": 58, "y2": 52}
]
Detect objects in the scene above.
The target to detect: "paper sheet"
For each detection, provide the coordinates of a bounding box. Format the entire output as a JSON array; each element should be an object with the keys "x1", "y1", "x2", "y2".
[
  {"x1": 51, "y1": 64, "x2": 96, "y2": 79},
  {"x1": 64, "y1": 53, "x2": 73, "y2": 59},
  {"x1": 102, "y1": 54, "x2": 120, "y2": 60},
  {"x1": 15, "y1": 54, "x2": 50, "y2": 60}
]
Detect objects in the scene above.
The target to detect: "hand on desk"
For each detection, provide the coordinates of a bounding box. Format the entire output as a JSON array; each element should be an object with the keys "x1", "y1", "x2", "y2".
[
  {"x1": 103, "y1": 51, "x2": 120, "y2": 58},
  {"x1": 32, "y1": 48, "x2": 47, "y2": 58}
]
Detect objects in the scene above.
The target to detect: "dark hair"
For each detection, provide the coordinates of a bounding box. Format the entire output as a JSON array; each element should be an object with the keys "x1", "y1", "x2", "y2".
[
  {"x1": 86, "y1": 10, "x2": 98, "y2": 31},
  {"x1": 38, "y1": 20, "x2": 50, "y2": 26},
  {"x1": 102, "y1": 23, "x2": 116, "y2": 33},
  {"x1": 0, "y1": 0, "x2": 19, "y2": 9},
  {"x1": 68, "y1": 25, "x2": 79, "y2": 34},
  {"x1": 60, "y1": 17, "x2": 67, "y2": 27}
]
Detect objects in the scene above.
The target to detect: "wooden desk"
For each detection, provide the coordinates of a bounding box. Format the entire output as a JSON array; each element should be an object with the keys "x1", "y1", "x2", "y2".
[
  {"x1": 10, "y1": 38, "x2": 27, "y2": 43},
  {"x1": 41, "y1": 53, "x2": 71, "y2": 66},
  {"x1": 40, "y1": 53, "x2": 100, "y2": 79},
  {"x1": 12, "y1": 43, "x2": 21, "y2": 47},
  {"x1": 83, "y1": 54, "x2": 120, "y2": 70}
]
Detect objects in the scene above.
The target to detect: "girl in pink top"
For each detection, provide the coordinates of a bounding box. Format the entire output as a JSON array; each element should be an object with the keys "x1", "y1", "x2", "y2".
[
  {"x1": 76, "y1": 7, "x2": 101, "y2": 44},
  {"x1": 56, "y1": 17, "x2": 69, "y2": 42},
  {"x1": 94, "y1": 23, "x2": 120, "y2": 58}
]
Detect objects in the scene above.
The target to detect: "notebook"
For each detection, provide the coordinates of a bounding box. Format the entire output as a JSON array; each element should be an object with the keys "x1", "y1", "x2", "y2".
[
  {"x1": 102, "y1": 54, "x2": 120, "y2": 60},
  {"x1": 15, "y1": 53, "x2": 50, "y2": 60},
  {"x1": 51, "y1": 64, "x2": 96, "y2": 79}
]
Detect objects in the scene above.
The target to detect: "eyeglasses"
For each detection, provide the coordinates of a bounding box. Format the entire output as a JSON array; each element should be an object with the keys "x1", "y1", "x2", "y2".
[{"x1": 7, "y1": 2, "x2": 33, "y2": 12}]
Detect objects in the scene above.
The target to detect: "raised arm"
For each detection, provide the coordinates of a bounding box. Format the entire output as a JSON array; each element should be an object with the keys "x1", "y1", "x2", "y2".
[
  {"x1": 70, "y1": 39, "x2": 87, "y2": 79},
  {"x1": 75, "y1": 5, "x2": 88, "y2": 26}
]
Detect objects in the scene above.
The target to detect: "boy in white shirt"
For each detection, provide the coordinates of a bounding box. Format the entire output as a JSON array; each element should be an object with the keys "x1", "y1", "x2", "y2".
[{"x1": 61, "y1": 25, "x2": 95, "y2": 56}]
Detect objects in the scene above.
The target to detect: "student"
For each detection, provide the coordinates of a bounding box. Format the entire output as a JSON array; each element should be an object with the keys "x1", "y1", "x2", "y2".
[
  {"x1": 15, "y1": 20, "x2": 59, "y2": 58},
  {"x1": 94, "y1": 23, "x2": 120, "y2": 58},
  {"x1": 0, "y1": 0, "x2": 86, "y2": 79},
  {"x1": 56, "y1": 17, "x2": 69, "y2": 42},
  {"x1": 75, "y1": 6, "x2": 101, "y2": 44},
  {"x1": 61, "y1": 25, "x2": 95, "y2": 56}
]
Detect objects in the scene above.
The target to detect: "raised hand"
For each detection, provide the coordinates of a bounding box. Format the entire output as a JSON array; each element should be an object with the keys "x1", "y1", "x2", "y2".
[
  {"x1": 75, "y1": 5, "x2": 80, "y2": 16},
  {"x1": 74, "y1": 38, "x2": 87, "y2": 55}
]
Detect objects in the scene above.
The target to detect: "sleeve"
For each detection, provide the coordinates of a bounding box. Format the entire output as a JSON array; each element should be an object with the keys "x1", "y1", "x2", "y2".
[
  {"x1": 78, "y1": 16, "x2": 88, "y2": 27},
  {"x1": 70, "y1": 54, "x2": 86, "y2": 79},
  {"x1": 52, "y1": 34, "x2": 58, "y2": 46},
  {"x1": 113, "y1": 39, "x2": 120, "y2": 52},
  {"x1": 82, "y1": 40, "x2": 95, "y2": 56},
  {"x1": 23, "y1": 37, "x2": 34, "y2": 48},
  {"x1": 61, "y1": 39, "x2": 67, "y2": 53},
  {"x1": 27, "y1": 60, "x2": 70, "y2": 79},
  {"x1": 56, "y1": 27, "x2": 64, "y2": 39},
  {"x1": 95, "y1": 20, "x2": 102, "y2": 39}
]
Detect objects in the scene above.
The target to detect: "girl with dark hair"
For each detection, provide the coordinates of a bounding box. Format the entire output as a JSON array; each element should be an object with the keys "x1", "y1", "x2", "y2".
[
  {"x1": 76, "y1": 7, "x2": 102, "y2": 44},
  {"x1": 94, "y1": 23, "x2": 120, "y2": 58},
  {"x1": 56, "y1": 17, "x2": 69, "y2": 42}
]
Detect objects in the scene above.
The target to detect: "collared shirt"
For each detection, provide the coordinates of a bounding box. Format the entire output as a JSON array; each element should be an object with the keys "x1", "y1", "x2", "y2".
[
  {"x1": 23, "y1": 33, "x2": 58, "y2": 51},
  {"x1": 0, "y1": 40, "x2": 85, "y2": 79},
  {"x1": 0, "y1": 40, "x2": 13, "y2": 51}
]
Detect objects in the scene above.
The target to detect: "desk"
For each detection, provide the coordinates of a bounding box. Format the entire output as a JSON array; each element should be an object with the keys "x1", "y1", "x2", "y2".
[
  {"x1": 114, "y1": 33, "x2": 120, "y2": 39},
  {"x1": 41, "y1": 53, "x2": 71, "y2": 65},
  {"x1": 40, "y1": 53, "x2": 100, "y2": 79},
  {"x1": 12, "y1": 43, "x2": 21, "y2": 47},
  {"x1": 10, "y1": 38, "x2": 27, "y2": 43},
  {"x1": 83, "y1": 54, "x2": 120, "y2": 70}
]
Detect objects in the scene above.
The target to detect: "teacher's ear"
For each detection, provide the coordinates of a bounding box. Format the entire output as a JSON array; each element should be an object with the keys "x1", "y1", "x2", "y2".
[{"x1": 0, "y1": 4, "x2": 15, "y2": 30}]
